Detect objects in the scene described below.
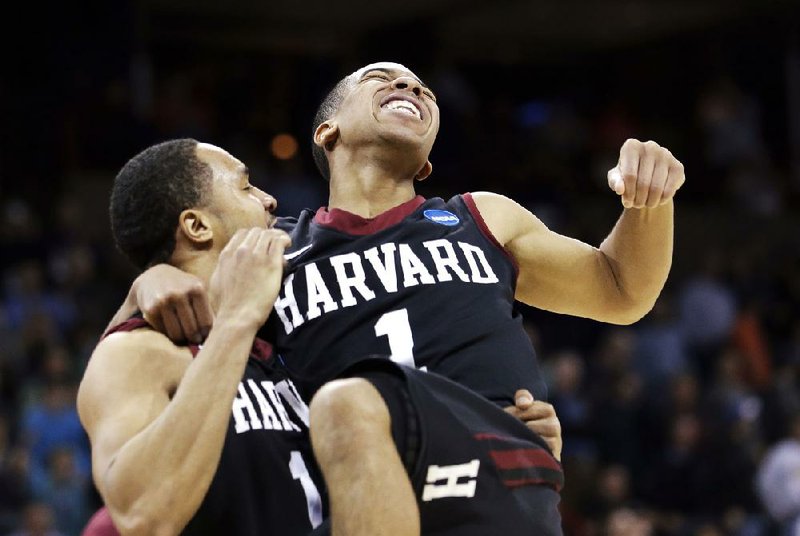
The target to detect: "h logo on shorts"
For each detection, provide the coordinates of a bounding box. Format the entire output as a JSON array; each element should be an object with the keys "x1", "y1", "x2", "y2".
[{"x1": 421, "y1": 459, "x2": 480, "y2": 501}]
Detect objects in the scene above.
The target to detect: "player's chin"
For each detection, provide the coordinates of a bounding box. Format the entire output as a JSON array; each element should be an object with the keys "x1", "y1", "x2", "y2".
[
  {"x1": 379, "y1": 124, "x2": 431, "y2": 148},
  {"x1": 377, "y1": 112, "x2": 427, "y2": 130}
]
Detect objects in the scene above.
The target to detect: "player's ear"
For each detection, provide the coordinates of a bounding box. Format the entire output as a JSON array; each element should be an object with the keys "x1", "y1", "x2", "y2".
[
  {"x1": 314, "y1": 121, "x2": 340, "y2": 152},
  {"x1": 415, "y1": 160, "x2": 432, "y2": 182},
  {"x1": 178, "y1": 208, "x2": 213, "y2": 246}
]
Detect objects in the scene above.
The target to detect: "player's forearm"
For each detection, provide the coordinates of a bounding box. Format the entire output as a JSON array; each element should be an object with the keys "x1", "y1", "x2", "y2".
[
  {"x1": 598, "y1": 201, "x2": 673, "y2": 323},
  {"x1": 103, "y1": 318, "x2": 259, "y2": 535}
]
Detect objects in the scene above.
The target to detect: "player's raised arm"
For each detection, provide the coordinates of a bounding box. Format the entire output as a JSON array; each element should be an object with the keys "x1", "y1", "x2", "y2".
[
  {"x1": 473, "y1": 139, "x2": 684, "y2": 325},
  {"x1": 79, "y1": 228, "x2": 289, "y2": 535}
]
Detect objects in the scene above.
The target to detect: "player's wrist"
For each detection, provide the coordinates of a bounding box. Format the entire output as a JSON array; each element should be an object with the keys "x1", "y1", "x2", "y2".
[{"x1": 212, "y1": 309, "x2": 266, "y2": 334}]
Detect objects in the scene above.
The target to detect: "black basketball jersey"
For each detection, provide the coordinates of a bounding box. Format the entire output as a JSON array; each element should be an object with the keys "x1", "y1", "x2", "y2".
[
  {"x1": 272, "y1": 194, "x2": 546, "y2": 405},
  {"x1": 105, "y1": 319, "x2": 327, "y2": 536}
]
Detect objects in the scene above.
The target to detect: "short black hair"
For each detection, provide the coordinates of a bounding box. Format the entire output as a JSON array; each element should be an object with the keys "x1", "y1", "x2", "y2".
[
  {"x1": 110, "y1": 138, "x2": 213, "y2": 270},
  {"x1": 311, "y1": 75, "x2": 353, "y2": 181}
]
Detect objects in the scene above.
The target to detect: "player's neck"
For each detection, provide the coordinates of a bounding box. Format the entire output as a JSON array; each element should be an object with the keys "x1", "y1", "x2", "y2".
[
  {"x1": 172, "y1": 252, "x2": 219, "y2": 310},
  {"x1": 327, "y1": 149, "x2": 420, "y2": 217}
]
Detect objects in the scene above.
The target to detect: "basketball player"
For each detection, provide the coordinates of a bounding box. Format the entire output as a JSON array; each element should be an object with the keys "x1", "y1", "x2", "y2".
[
  {"x1": 109, "y1": 61, "x2": 683, "y2": 534},
  {"x1": 85, "y1": 139, "x2": 565, "y2": 536},
  {"x1": 78, "y1": 140, "x2": 335, "y2": 535},
  {"x1": 286, "y1": 64, "x2": 681, "y2": 533}
]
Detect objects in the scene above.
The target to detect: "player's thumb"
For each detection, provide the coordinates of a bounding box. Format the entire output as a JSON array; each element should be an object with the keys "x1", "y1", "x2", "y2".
[
  {"x1": 607, "y1": 167, "x2": 625, "y2": 195},
  {"x1": 515, "y1": 389, "x2": 534, "y2": 408}
]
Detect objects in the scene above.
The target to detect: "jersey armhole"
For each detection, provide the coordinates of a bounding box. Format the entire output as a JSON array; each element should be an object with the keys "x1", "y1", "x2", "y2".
[
  {"x1": 101, "y1": 316, "x2": 150, "y2": 340},
  {"x1": 462, "y1": 193, "x2": 520, "y2": 277}
]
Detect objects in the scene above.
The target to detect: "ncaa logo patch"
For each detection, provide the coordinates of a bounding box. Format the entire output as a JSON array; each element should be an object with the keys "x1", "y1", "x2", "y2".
[{"x1": 423, "y1": 209, "x2": 460, "y2": 226}]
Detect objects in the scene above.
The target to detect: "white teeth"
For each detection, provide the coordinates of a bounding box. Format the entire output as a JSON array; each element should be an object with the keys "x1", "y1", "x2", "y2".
[{"x1": 382, "y1": 100, "x2": 420, "y2": 119}]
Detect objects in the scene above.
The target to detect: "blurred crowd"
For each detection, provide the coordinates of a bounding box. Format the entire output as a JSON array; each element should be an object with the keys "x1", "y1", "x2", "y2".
[{"x1": 1, "y1": 11, "x2": 799, "y2": 536}]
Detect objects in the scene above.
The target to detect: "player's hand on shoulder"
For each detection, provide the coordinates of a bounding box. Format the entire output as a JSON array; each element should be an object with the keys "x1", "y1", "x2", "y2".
[
  {"x1": 504, "y1": 389, "x2": 562, "y2": 461},
  {"x1": 133, "y1": 264, "x2": 214, "y2": 345},
  {"x1": 607, "y1": 139, "x2": 685, "y2": 209},
  {"x1": 210, "y1": 227, "x2": 291, "y2": 329}
]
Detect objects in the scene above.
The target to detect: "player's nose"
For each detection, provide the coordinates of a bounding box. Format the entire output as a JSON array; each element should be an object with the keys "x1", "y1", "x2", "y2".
[
  {"x1": 255, "y1": 188, "x2": 277, "y2": 213},
  {"x1": 263, "y1": 194, "x2": 277, "y2": 213},
  {"x1": 390, "y1": 76, "x2": 422, "y2": 97}
]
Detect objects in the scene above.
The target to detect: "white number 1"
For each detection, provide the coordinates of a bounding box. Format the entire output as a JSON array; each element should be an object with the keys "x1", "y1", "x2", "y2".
[
  {"x1": 289, "y1": 450, "x2": 323, "y2": 528},
  {"x1": 375, "y1": 309, "x2": 424, "y2": 369}
]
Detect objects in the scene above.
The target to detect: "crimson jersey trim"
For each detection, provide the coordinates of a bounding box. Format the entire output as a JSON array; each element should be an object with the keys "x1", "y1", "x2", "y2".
[
  {"x1": 313, "y1": 195, "x2": 426, "y2": 235},
  {"x1": 101, "y1": 317, "x2": 273, "y2": 361},
  {"x1": 462, "y1": 192, "x2": 519, "y2": 277}
]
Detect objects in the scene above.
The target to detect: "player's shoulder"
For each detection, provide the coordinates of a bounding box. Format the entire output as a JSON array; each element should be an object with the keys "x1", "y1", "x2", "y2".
[
  {"x1": 78, "y1": 328, "x2": 191, "y2": 427},
  {"x1": 468, "y1": 191, "x2": 516, "y2": 208},
  {"x1": 88, "y1": 328, "x2": 191, "y2": 380},
  {"x1": 461, "y1": 192, "x2": 544, "y2": 245},
  {"x1": 96, "y1": 326, "x2": 186, "y2": 356},
  {"x1": 440, "y1": 191, "x2": 517, "y2": 216},
  {"x1": 471, "y1": 190, "x2": 543, "y2": 219}
]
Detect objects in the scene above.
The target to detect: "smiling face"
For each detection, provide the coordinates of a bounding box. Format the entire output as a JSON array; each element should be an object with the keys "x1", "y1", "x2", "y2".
[
  {"x1": 352, "y1": 62, "x2": 435, "y2": 120},
  {"x1": 318, "y1": 62, "x2": 440, "y2": 174}
]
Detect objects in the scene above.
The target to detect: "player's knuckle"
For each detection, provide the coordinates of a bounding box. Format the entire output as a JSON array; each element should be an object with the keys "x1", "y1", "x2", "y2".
[
  {"x1": 623, "y1": 138, "x2": 640, "y2": 148},
  {"x1": 165, "y1": 293, "x2": 183, "y2": 307},
  {"x1": 187, "y1": 281, "x2": 205, "y2": 295},
  {"x1": 160, "y1": 290, "x2": 183, "y2": 307}
]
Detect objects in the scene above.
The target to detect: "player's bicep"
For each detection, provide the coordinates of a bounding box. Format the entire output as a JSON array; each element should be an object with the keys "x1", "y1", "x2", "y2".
[
  {"x1": 511, "y1": 226, "x2": 619, "y2": 310},
  {"x1": 78, "y1": 335, "x2": 172, "y2": 494},
  {"x1": 471, "y1": 192, "x2": 622, "y2": 317}
]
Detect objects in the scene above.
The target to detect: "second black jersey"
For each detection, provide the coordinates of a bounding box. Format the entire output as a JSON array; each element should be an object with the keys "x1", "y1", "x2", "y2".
[
  {"x1": 272, "y1": 194, "x2": 546, "y2": 405},
  {"x1": 183, "y1": 348, "x2": 326, "y2": 536},
  {"x1": 105, "y1": 318, "x2": 327, "y2": 536}
]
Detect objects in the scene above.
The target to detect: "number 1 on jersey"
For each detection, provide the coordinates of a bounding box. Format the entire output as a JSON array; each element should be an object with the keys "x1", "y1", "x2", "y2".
[
  {"x1": 374, "y1": 309, "x2": 417, "y2": 368},
  {"x1": 289, "y1": 450, "x2": 323, "y2": 528}
]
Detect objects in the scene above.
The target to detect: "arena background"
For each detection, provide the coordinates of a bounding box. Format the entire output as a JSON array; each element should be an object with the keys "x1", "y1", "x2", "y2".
[{"x1": 1, "y1": 1, "x2": 799, "y2": 534}]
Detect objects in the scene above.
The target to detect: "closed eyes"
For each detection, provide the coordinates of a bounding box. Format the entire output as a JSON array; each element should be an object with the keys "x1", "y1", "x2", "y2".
[{"x1": 362, "y1": 72, "x2": 437, "y2": 101}]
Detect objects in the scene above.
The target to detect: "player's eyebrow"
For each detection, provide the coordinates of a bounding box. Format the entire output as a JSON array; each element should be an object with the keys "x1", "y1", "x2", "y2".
[{"x1": 361, "y1": 68, "x2": 431, "y2": 90}]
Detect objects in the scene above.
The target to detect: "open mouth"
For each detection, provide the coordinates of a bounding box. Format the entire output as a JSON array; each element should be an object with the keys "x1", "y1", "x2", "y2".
[{"x1": 380, "y1": 94, "x2": 423, "y2": 120}]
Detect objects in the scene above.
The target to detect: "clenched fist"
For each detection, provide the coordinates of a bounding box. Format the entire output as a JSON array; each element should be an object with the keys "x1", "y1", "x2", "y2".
[
  {"x1": 607, "y1": 139, "x2": 685, "y2": 209},
  {"x1": 210, "y1": 227, "x2": 291, "y2": 330}
]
